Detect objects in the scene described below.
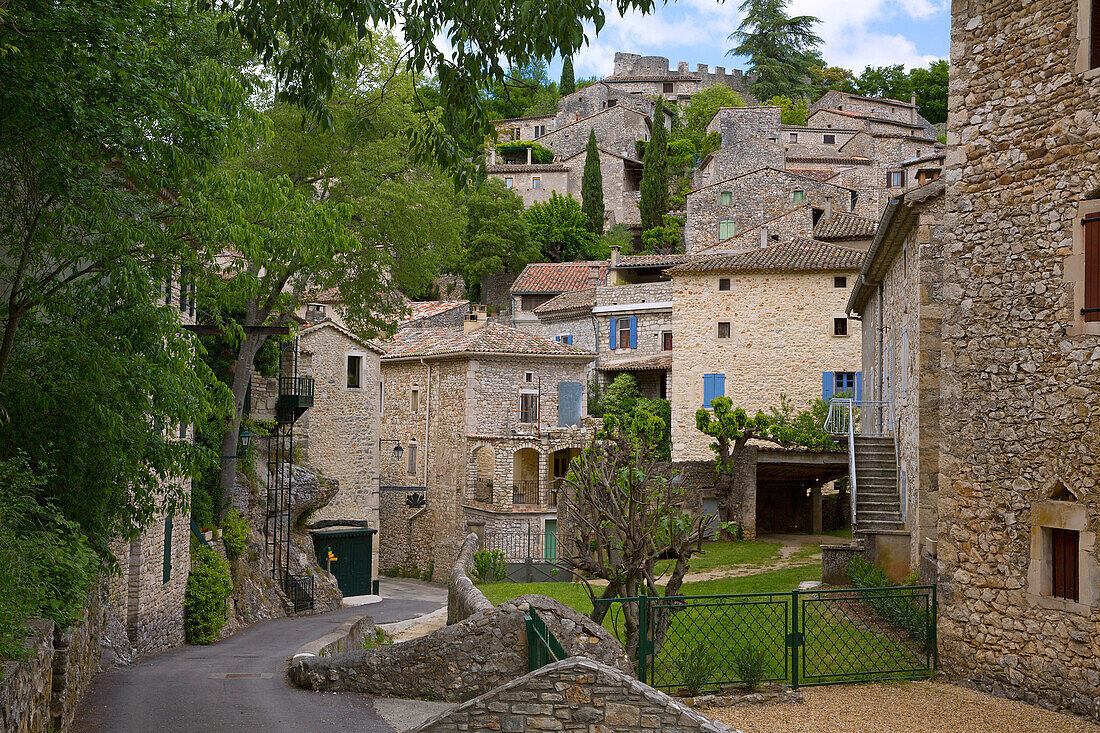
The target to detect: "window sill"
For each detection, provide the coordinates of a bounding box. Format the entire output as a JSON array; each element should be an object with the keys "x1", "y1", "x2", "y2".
[
  {"x1": 1083, "y1": 67, "x2": 1100, "y2": 82},
  {"x1": 1027, "y1": 592, "x2": 1094, "y2": 615}
]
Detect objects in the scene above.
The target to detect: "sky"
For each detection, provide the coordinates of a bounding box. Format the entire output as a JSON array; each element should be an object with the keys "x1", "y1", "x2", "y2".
[{"x1": 547, "y1": 0, "x2": 950, "y2": 81}]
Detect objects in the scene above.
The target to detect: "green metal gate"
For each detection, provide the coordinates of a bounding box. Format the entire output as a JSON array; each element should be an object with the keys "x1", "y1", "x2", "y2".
[{"x1": 310, "y1": 527, "x2": 377, "y2": 597}]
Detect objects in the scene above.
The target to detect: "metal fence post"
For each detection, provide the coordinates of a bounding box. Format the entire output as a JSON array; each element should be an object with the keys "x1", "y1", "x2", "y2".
[
  {"x1": 790, "y1": 589, "x2": 800, "y2": 689},
  {"x1": 637, "y1": 596, "x2": 648, "y2": 684},
  {"x1": 931, "y1": 584, "x2": 939, "y2": 671}
]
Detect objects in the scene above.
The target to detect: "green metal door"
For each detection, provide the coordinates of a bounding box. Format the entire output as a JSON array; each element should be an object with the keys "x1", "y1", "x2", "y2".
[
  {"x1": 544, "y1": 519, "x2": 557, "y2": 561},
  {"x1": 311, "y1": 528, "x2": 375, "y2": 597}
]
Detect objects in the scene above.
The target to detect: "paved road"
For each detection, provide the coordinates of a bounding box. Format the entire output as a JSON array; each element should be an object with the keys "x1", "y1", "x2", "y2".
[{"x1": 75, "y1": 579, "x2": 449, "y2": 733}]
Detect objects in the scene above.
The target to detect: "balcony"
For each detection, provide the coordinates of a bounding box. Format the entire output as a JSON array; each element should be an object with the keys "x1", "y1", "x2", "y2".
[
  {"x1": 512, "y1": 480, "x2": 541, "y2": 506},
  {"x1": 276, "y1": 376, "x2": 314, "y2": 424}
]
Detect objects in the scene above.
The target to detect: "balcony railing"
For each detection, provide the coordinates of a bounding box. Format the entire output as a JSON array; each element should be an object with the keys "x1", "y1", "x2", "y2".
[
  {"x1": 276, "y1": 376, "x2": 314, "y2": 423},
  {"x1": 512, "y1": 480, "x2": 541, "y2": 506}
]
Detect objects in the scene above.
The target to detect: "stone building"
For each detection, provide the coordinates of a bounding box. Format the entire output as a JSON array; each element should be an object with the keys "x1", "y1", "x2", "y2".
[
  {"x1": 536, "y1": 105, "x2": 653, "y2": 161},
  {"x1": 930, "y1": 0, "x2": 1100, "y2": 717},
  {"x1": 602, "y1": 52, "x2": 757, "y2": 105},
  {"x1": 808, "y1": 91, "x2": 938, "y2": 140},
  {"x1": 377, "y1": 315, "x2": 594, "y2": 578},
  {"x1": 666, "y1": 239, "x2": 864, "y2": 462},
  {"x1": 509, "y1": 261, "x2": 608, "y2": 327},
  {"x1": 485, "y1": 162, "x2": 570, "y2": 207}
]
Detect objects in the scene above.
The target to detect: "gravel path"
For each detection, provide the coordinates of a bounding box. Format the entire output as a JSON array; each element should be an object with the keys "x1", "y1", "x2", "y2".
[{"x1": 703, "y1": 680, "x2": 1100, "y2": 733}]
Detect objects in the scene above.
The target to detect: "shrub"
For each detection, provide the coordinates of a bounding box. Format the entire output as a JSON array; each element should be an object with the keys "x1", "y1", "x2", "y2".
[
  {"x1": 359, "y1": 628, "x2": 392, "y2": 650},
  {"x1": 472, "y1": 549, "x2": 507, "y2": 583},
  {"x1": 221, "y1": 509, "x2": 249, "y2": 560},
  {"x1": 846, "y1": 557, "x2": 929, "y2": 640},
  {"x1": 673, "y1": 638, "x2": 717, "y2": 696},
  {"x1": 420, "y1": 561, "x2": 435, "y2": 582},
  {"x1": 185, "y1": 541, "x2": 233, "y2": 644},
  {"x1": 731, "y1": 643, "x2": 767, "y2": 690},
  {"x1": 495, "y1": 141, "x2": 553, "y2": 164}
]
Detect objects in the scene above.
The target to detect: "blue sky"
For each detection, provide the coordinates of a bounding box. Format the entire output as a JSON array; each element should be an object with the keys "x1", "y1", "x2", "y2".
[{"x1": 549, "y1": 0, "x2": 950, "y2": 80}]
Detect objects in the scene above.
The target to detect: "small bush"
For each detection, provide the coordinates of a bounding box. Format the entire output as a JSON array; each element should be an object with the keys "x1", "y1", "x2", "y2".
[
  {"x1": 472, "y1": 549, "x2": 507, "y2": 583},
  {"x1": 359, "y1": 628, "x2": 392, "y2": 650},
  {"x1": 673, "y1": 638, "x2": 717, "y2": 696},
  {"x1": 185, "y1": 541, "x2": 233, "y2": 644},
  {"x1": 221, "y1": 509, "x2": 249, "y2": 560},
  {"x1": 847, "y1": 557, "x2": 929, "y2": 640},
  {"x1": 731, "y1": 643, "x2": 767, "y2": 690},
  {"x1": 420, "y1": 561, "x2": 435, "y2": 582}
]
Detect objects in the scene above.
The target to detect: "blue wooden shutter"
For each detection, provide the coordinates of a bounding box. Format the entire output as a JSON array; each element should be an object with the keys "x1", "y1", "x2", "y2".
[
  {"x1": 628, "y1": 317, "x2": 637, "y2": 348},
  {"x1": 609, "y1": 317, "x2": 618, "y2": 350},
  {"x1": 855, "y1": 372, "x2": 863, "y2": 402},
  {"x1": 566, "y1": 335, "x2": 573, "y2": 345},
  {"x1": 822, "y1": 372, "x2": 834, "y2": 400},
  {"x1": 703, "y1": 374, "x2": 714, "y2": 407},
  {"x1": 558, "y1": 382, "x2": 583, "y2": 427},
  {"x1": 554, "y1": 336, "x2": 561, "y2": 342},
  {"x1": 715, "y1": 373, "x2": 725, "y2": 399}
]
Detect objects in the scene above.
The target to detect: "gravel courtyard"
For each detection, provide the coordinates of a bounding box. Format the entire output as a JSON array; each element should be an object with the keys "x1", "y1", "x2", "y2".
[{"x1": 704, "y1": 680, "x2": 1099, "y2": 733}]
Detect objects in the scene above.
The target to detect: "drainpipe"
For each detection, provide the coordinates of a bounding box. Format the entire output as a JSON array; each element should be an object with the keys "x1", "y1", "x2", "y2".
[
  {"x1": 876, "y1": 284, "x2": 884, "y2": 400},
  {"x1": 420, "y1": 358, "x2": 431, "y2": 488}
]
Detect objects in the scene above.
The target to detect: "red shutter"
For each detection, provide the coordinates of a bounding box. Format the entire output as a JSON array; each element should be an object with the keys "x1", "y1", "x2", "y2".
[
  {"x1": 1051, "y1": 528, "x2": 1080, "y2": 602},
  {"x1": 1084, "y1": 216, "x2": 1100, "y2": 322}
]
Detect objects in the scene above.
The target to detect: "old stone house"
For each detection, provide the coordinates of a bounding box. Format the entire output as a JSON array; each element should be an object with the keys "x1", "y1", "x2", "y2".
[
  {"x1": 485, "y1": 162, "x2": 570, "y2": 207},
  {"x1": 602, "y1": 52, "x2": 758, "y2": 105},
  {"x1": 509, "y1": 261, "x2": 608, "y2": 328},
  {"x1": 536, "y1": 105, "x2": 653, "y2": 162},
  {"x1": 931, "y1": 0, "x2": 1100, "y2": 717},
  {"x1": 808, "y1": 90, "x2": 938, "y2": 140},
  {"x1": 377, "y1": 315, "x2": 594, "y2": 578}
]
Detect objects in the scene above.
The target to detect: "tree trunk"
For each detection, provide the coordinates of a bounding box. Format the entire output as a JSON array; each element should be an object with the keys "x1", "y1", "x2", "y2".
[{"x1": 217, "y1": 334, "x2": 266, "y2": 518}]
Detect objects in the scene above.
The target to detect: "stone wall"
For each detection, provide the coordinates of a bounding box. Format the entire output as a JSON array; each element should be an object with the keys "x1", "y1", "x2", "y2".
[
  {"x1": 539, "y1": 106, "x2": 648, "y2": 161},
  {"x1": 562, "y1": 149, "x2": 639, "y2": 228},
  {"x1": 410, "y1": 657, "x2": 734, "y2": 733},
  {"x1": 482, "y1": 272, "x2": 519, "y2": 313},
  {"x1": 447, "y1": 533, "x2": 494, "y2": 624},
  {"x1": 289, "y1": 594, "x2": 633, "y2": 703},
  {"x1": 936, "y1": 0, "x2": 1100, "y2": 718},
  {"x1": 782, "y1": 126, "x2": 860, "y2": 158},
  {"x1": 466, "y1": 356, "x2": 592, "y2": 436},
  {"x1": 486, "y1": 165, "x2": 570, "y2": 207},
  {"x1": 1, "y1": 620, "x2": 53, "y2": 733},
  {"x1": 670, "y1": 270, "x2": 862, "y2": 461}
]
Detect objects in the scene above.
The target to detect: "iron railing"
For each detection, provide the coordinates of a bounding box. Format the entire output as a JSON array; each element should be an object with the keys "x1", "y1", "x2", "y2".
[
  {"x1": 597, "y1": 584, "x2": 936, "y2": 693},
  {"x1": 526, "y1": 607, "x2": 568, "y2": 671},
  {"x1": 512, "y1": 480, "x2": 541, "y2": 505},
  {"x1": 824, "y1": 399, "x2": 897, "y2": 526},
  {"x1": 280, "y1": 570, "x2": 315, "y2": 613}
]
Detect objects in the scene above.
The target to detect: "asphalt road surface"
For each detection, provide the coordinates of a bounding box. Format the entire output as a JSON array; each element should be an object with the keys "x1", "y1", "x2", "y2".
[{"x1": 75, "y1": 579, "x2": 449, "y2": 733}]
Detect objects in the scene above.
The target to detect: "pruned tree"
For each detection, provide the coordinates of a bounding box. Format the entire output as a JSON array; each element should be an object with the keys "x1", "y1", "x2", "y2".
[
  {"x1": 696, "y1": 395, "x2": 838, "y2": 539},
  {"x1": 581, "y1": 130, "x2": 605, "y2": 234},
  {"x1": 559, "y1": 410, "x2": 712, "y2": 659}
]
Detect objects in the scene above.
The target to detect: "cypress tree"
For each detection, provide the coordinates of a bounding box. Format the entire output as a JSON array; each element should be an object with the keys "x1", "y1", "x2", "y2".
[
  {"x1": 560, "y1": 57, "x2": 575, "y2": 97},
  {"x1": 639, "y1": 97, "x2": 669, "y2": 232},
  {"x1": 581, "y1": 129, "x2": 604, "y2": 234}
]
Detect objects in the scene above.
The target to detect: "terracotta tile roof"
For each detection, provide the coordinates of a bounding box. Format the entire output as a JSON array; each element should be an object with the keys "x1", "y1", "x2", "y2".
[
  {"x1": 787, "y1": 168, "x2": 836, "y2": 182},
  {"x1": 833, "y1": 91, "x2": 915, "y2": 108},
  {"x1": 492, "y1": 114, "x2": 556, "y2": 123},
  {"x1": 689, "y1": 166, "x2": 854, "y2": 196},
  {"x1": 669, "y1": 239, "x2": 865, "y2": 274},
  {"x1": 597, "y1": 354, "x2": 672, "y2": 372},
  {"x1": 401, "y1": 300, "x2": 469, "y2": 324},
  {"x1": 511, "y1": 261, "x2": 609, "y2": 294},
  {"x1": 299, "y1": 319, "x2": 386, "y2": 354},
  {"x1": 380, "y1": 323, "x2": 593, "y2": 360},
  {"x1": 813, "y1": 212, "x2": 879, "y2": 241},
  {"x1": 785, "y1": 156, "x2": 872, "y2": 165},
  {"x1": 614, "y1": 254, "x2": 695, "y2": 268},
  {"x1": 532, "y1": 287, "x2": 597, "y2": 315}
]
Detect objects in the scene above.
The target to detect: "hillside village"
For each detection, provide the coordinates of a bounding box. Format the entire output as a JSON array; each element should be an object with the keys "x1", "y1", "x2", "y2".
[{"x1": 2, "y1": 0, "x2": 1100, "y2": 729}]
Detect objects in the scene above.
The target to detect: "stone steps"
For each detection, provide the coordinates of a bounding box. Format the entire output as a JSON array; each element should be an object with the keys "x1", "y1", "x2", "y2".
[{"x1": 851, "y1": 434, "x2": 903, "y2": 532}]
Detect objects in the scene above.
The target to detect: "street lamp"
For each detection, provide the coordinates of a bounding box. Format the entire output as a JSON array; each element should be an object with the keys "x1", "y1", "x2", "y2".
[
  {"x1": 392, "y1": 443, "x2": 404, "y2": 460},
  {"x1": 239, "y1": 425, "x2": 253, "y2": 451},
  {"x1": 380, "y1": 438, "x2": 403, "y2": 460}
]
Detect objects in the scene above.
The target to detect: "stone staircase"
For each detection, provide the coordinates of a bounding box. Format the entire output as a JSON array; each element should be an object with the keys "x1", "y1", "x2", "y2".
[{"x1": 852, "y1": 436, "x2": 904, "y2": 532}]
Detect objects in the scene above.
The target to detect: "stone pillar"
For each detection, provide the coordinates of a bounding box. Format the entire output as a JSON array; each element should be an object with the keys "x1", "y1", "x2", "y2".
[
  {"x1": 466, "y1": 520, "x2": 485, "y2": 549},
  {"x1": 811, "y1": 484, "x2": 823, "y2": 535},
  {"x1": 526, "y1": 146, "x2": 532, "y2": 165},
  {"x1": 741, "y1": 446, "x2": 758, "y2": 540}
]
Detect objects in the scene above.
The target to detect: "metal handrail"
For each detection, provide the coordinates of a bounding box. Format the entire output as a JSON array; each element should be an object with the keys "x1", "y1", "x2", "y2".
[{"x1": 824, "y1": 398, "x2": 898, "y2": 527}]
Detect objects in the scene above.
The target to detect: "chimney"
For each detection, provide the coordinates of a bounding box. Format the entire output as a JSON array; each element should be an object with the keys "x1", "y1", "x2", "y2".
[
  {"x1": 697, "y1": 64, "x2": 708, "y2": 74},
  {"x1": 464, "y1": 305, "x2": 488, "y2": 333},
  {"x1": 760, "y1": 227, "x2": 769, "y2": 249},
  {"x1": 610, "y1": 245, "x2": 621, "y2": 268},
  {"x1": 825, "y1": 195, "x2": 834, "y2": 221},
  {"x1": 490, "y1": 147, "x2": 496, "y2": 165},
  {"x1": 910, "y1": 92, "x2": 917, "y2": 124}
]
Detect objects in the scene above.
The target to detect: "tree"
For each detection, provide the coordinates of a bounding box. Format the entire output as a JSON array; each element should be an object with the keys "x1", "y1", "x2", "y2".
[
  {"x1": 729, "y1": 0, "x2": 823, "y2": 101},
  {"x1": 559, "y1": 411, "x2": 710, "y2": 659},
  {"x1": 581, "y1": 130, "x2": 605, "y2": 234},
  {"x1": 524, "y1": 192, "x2": 605, "y2": 262},
  {"x1": 908, "y1": 60, "x2": 949, "y2": 125},
  {"x1": 681, "y1": 85, "x2": 746, "y2": 137},
  {"x1": 808, "y1": 65, "x2": 858, "y2": 101},
  {"x1": 766, "y1": 95, "x2": 809, "y2": 125},
  {"x1": 456, "y1": 179, "x2": 538, "y2": 300},
  {"x1": 640, "y1": 98, "x2": 670, "y2": 232},
  {"x1": 641, "y1": 215, "x2": 684, "y2": 254},
  {"x1": 854, "y1": 64, "x2": 911, "y2": 103},
  {"x1": 695, "y1": 396, "x2": 837, "y2": 538},
  {"x1": 560, "y1": 57, "x2": 576, "y2": 97},
  {"x1": 485, "y1": 62, "x2": 558, "y2": 120}
]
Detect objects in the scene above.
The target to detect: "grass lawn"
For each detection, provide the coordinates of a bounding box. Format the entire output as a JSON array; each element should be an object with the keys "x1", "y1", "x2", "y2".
[
  {"x1": 823, "y1": 527, "x2": 853, "y2": 539},
  {"x1": 653, "y1": 539, "x2": 783, "y2": 576}
]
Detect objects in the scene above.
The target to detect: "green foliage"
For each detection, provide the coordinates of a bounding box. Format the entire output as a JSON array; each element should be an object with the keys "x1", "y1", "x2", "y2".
[
  {"x1": 681, "y1": 85, "x2": 746, "y2": 138},
  {"x1": 601, "y1": 374, "x2": 640, "y2": 417},
  {"x1": 667, "y1": 139, "x2": 697, "y2": 175},
  {"x1": 524, "y1": 192, "x2": 605, "y2": 262},
  {"x1": 847, "y1": 558, "x2": 929, "y2": 640},
  {"x1": 592, "y1": 376, "x2": 671, "y2": 460},
  {"x1": 641, "y1": 215, "x2": 684, "y2": 255},
  {"x1": 602, "y1": 224, "x2": 634, "y2": 255},
  {"x1": 581, "y1": 130, "x2": 605, "y2": 234},
  {"x1": 640, "y1": 97, "x2": 670, "y2": 232},
  {"x1": 560, "y1": 57, "x2": 576, "y2": 97},
  {"x1": 0, "y1": 458, "x2": 98, "y2": 660},
  {"x1": 636, "y1": 398, "x2": 672, "y2": 461},
  {"x1": 472, "y1": 549, "x2": 508, "y2": 583},
  {"x1": 455, "y1": 178, "x2": 537, "y2": 300},
  {"x1": 185, "y1": 541, "x2": 233, "y2": 645},
  {"x1": 495, "y1": 141, "x2": 554, "y2": 165},
  {"x1": 731, "y1": 643, "x2": 767, "y2": 690},
  {"x1": 731, "y1": 0, "x2": 823, "y2": 100},
  {"x1": 674, "y1": 639, "x2": 718, "y2": 696},
  {"x1": 221, "y1": 510, "x2": 249, "y2": 560},
  {"x1": 358, "y1": 628, "x2": 393, "y2": 650},
  {"x1": 808, "y1": 65, "x2": 859, "y2": 101},
  {"x1": 487, "y1": 62, "x2": 559, "y2": 120},
  {"x1": 767, "y1": 95, "x2": 809, "y2": 125}
]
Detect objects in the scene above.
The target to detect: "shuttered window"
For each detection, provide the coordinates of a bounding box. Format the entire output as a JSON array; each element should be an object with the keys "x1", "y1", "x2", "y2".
[
  {"x1": 703, "y1": 373, "x2": 725, "y2": 407},
  {"x1": 1084, "y1": 215, "x2": 1100, "y2": 322},
  {"x1": 162, "y1": 516, "x2": 173, "y2": 584},
  {"x1": 719, "y1": 220, "x2": 736, "y2": 240},
  {"x1": 1051, "y1": 528, "x2": 1080, "y2": 602},
  {"x1": 720, "y1": 192, "x2": 732, "y2": 205},
  {"x1": 1092, "y1": 0, "x2": 1100, "y2": 69}
]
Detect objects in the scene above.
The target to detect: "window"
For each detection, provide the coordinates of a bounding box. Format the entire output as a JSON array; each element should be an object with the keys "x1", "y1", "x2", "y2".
[
  {"x1": 717, "y1": 321, "x2": 731, "y2": 339},
  {"x1": 663, "y1": 82, "x2": 674, "y2": 93},
  {"x1": 609, "y1": 317, "x2": 636, "y2": 349},
  {"x1": 411, "y1": 386, "x2": 421, "y2": 413},
  {"x1": 702, "y1": 373, "x2": 725, "y2": 408},
  {"x1": 1092, "y1": 0, "x2": 1100, "y2": 69},
  {"x1": 379, "y1": 380, "x2": 384, "y2": 416},
  {"x1": 524, "y1": 371, "x2": 534, "y2": 383},
  {"x1": 833, "y1": 317, "x2": 849, "y2": 336},
  {"x1": 1083, "y1": 213, "x2": 1100, "y2": 322},
  {"x1": 407, "y1": 441, "x2": 417, "y2": 475},
  {"x1": 834, "y1": 275, "x2": 847, "y2": 288},
  {"x1": 823, "y1": 134, "x2": 836, "y2": 144},
  {"x1": 822, "y1": 371, "x2": 862, "y2": 400},
  {"x1": 505, "y1": 177, "x2": 514, "y2": 189},
  {"x1": 792, "y1": 190, "x2": 805, "y2": 204},
  {"x1": 534, "y1": 125, "x2": 546, "y2": 137},
  {"x1": 162, "y1": 516, "x2": 172, "y2": 584},
  {"x1": 662, "y1": 332, "x2": 672, "y2": 351},
  {"x1": 346, "y1": 355, "x2": 362, "y2": 389},
  {"x1": 607, "y1": 98, "x2": 618, "y2": 107},
  {"x1": 1051, "y1": 528, "x2": 1080, "y2": 602},
  {"x1": 719, "y1": 220, "x2": 736, "y2": 240},
  {"x1": 532, "y1": 176, "x2": 541, "y2": 189},
  {"x1": 519, "y1": 393, "x2": 538, "y2": 423},
  {"x1": 618, "y1": 319, "x2": 632, "y2": 349},
  {"x1": 834, "y1": 371, "x2": 856, "y2": 396},
  {"x1": 555, "y1": 334, "x2": 574, "y2": 345},
  {"x1": 718, "y1": 278, "x2": 731, "y2": 291},
  {"x1": 887, "y1": 170, "x2": 905, "y2": 188},
  {"x1": 789, "y1": 132, "x2": 798, "y2": 143},
  {"x1": 720, "y1": 191, "x2": 732, "y2": 205}
]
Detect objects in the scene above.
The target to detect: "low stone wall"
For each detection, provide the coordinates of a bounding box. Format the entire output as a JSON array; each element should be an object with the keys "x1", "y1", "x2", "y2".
[
  {"x1": 447, "y1": 533, "x2": 493, "y2": 625},
  {"x1": 0, "y1": 619, "x2": 53, "y2": 733},
  {"x1": 409, "y1": 657, "x2": 734, "y2": 733},
  {"x1": 821, "y1": 542, "x2": 864, "y2": 585},
  {"x1": 289, "y1": 594, "x2": 633, "y2": 703}
]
